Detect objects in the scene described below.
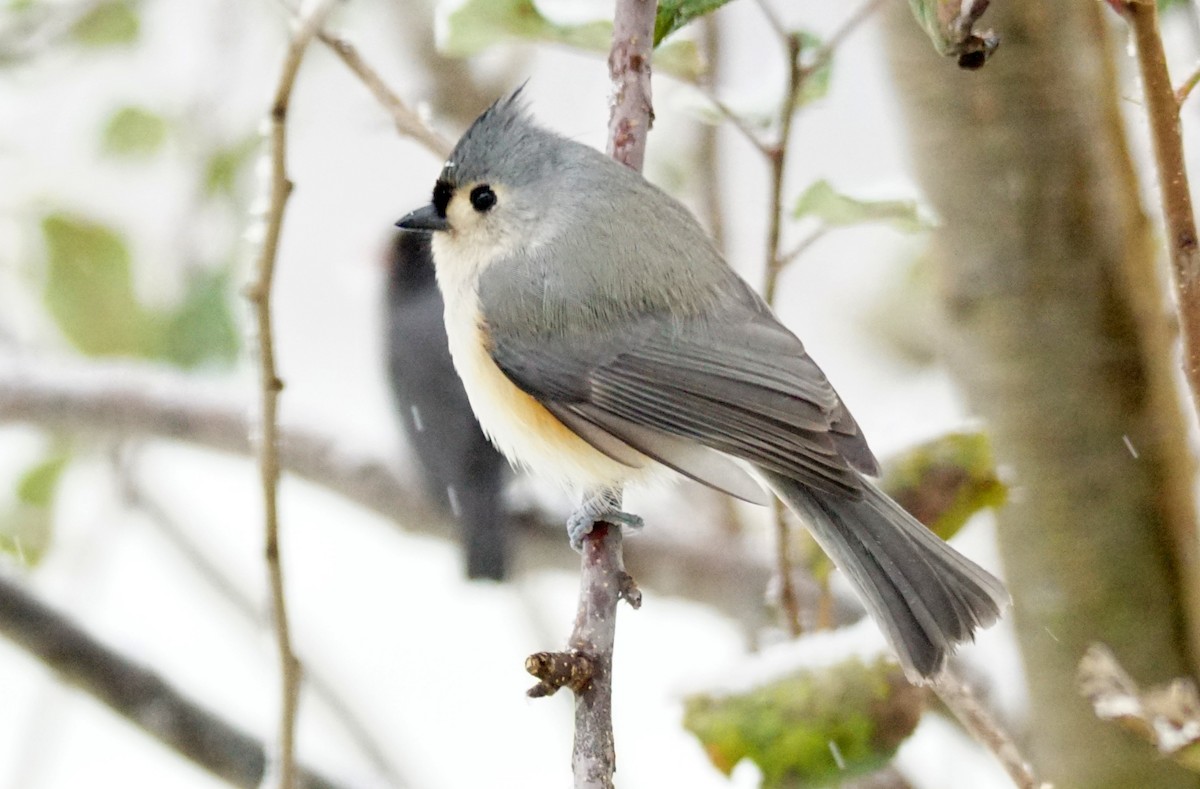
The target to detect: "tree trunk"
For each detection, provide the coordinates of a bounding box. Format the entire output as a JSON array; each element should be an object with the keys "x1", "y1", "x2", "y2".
[{"x1": 883, "y1": 2, "x2": 1200, "y2": 787}]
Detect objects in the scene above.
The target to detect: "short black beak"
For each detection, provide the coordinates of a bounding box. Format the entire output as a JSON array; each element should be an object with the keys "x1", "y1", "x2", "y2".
[{"x1": 396, "y1": 204, "x2": 450, "y2": 232}]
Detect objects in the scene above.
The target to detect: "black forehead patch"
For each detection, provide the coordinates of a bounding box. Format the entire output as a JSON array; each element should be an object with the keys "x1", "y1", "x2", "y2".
[{"x1": 432, "y1": 179, "x2": 453, "y2": 218}]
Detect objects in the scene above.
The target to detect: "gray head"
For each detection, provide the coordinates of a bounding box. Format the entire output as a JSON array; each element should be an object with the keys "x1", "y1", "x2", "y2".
[{"x1": 395, "y1": 88, "x2": 610, "y2": 249}]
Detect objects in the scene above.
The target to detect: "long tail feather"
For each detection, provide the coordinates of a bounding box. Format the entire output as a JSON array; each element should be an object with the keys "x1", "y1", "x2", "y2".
[{"x1": 762, "y1": 470, "x2": 1009, "y2": 681}]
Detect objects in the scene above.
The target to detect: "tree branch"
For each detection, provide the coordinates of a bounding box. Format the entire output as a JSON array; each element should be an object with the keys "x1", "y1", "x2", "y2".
[
  {"x1": 1121, "y1": 0, "x2": 1200, "y2": 419},
  {"x1": 606, "y1": 0, "x2": 657, "y2": 171},
  {"x1": 249, "y1": 2, "x2": 339, "y2": 785},
  {"x1": 0, "y1": 358, "x2": 772, "y2": 627},
  {"x1": 529, "y1": 4, "x2": 659, "y2": 787},
  {"x1": 116, "y1": 461, "x2": 411, "y2": 788},
  {"x1": 315, "y1": 30, "x2": 453, "y2": 158},
  {"x1": 0, "y1": 573, "x2": 348, "y2": 789},
  {"x1": 932, "y1": 671, "x2": 1045, "y2": 789},
  {"x1": 753, "y1": 0, "x2": 885, "y2": 636},
  {"x1": 269, "y1": 0, "x2": 453, "y2": 157}
]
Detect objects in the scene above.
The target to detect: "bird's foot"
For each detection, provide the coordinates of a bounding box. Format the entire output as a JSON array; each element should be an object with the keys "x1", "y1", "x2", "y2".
[{"x1": 567, "y1": 490, "x2": 643, "y2": 550}]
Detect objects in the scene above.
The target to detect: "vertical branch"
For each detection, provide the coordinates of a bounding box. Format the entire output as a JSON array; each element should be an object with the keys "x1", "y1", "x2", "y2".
[
  {"x1": 761, "y1": 29, "x2": 803, "y2": 306},
  {"x1": 606, "y1": 0, "x2": 657, "y2": 170},
  {"x1": 756, "y1": 0, "x2": 884, "y2": 637},
  {"x1": 1122, "y1": 0, "x2": 1200, "y2": 416},
  {"x1": 697, "y1": 14, "x2": 725, "y2": 251},
  {"x1": 246, "y1": 1, "x2": 339, "y2": 786},
  {"x1": 760, "y1": 19, "x2": 805, "y2": 637},
  {"x1": 567, "y1": 522, "x2": 640, "y2": 787},
  {"x1": 533, "y1": 4, "x2": 657, "y2": 788}
]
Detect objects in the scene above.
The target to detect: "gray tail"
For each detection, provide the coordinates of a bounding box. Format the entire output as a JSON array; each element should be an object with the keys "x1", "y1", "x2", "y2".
[{"x1": 763, "y1": 471, "x2": 1009, "y2": 682}]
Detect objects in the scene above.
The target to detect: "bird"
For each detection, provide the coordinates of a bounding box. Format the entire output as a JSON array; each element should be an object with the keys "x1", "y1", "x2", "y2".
[
  {"x1": 383, "y1": 230, "x2": 512, "y2": 580},
  {"x1": 396, "y1": 89, "x2": 1008, "y2": 680}
]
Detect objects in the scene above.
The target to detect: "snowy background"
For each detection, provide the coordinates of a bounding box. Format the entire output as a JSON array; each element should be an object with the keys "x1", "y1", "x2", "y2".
[{"x1": 2, "y1": 0, "x2": 1153, "y2": 785}]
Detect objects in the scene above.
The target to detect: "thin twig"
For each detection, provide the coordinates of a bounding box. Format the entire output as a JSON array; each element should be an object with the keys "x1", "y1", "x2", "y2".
[
  {"x1": 249, "y1": 2, "x2": 339, "y2": 785},
  {"x1": 701, "y1": 91, "x2": 771, "y2": 156},
  {"x1": 778, "y1": 225, "x2": 829, "y2": 268},
  {"x1": 316, "y1": 31, "x2": 453, "y2": 158},
  {"x1": 697, "y1": 13, "x2": 726, "y2": 252},
  {"x1": 1177, "y1": 62, "x2": 1200, "y2": 106},
  {"x1": 804, "y1": 0, "x2": 890, "y2": 80},
  {"x1": 0, "y1": 574, "x2": 348, "y2": 789},
  {"x1": 269, "y1": 0, "x2": 451, "y2": 157},
  {"x1": 933, "y1": 671, "x2": 1045, "y2": 789},
  {"x1": 1122, "y1": 0, "x2": 1200, "y2": 418},
  {"x1": 761, "y1": 26, "x2": 805, "y2": 635},
  {"x1": 754, "y1": 0, "x2": 886, "y2": 637},
  {"x1": 761, "y1": 29, "x2": 802, "y2": 306},
  {"x1": 752, "y1": 0, "x2": 789, "y2": 42},
  {"x1": 771, "y1": 499, "x2": 802, "y2": 636}
]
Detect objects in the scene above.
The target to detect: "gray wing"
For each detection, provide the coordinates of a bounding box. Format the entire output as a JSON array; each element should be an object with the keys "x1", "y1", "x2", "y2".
[{"x1": 488, "y1": 303, "x2": 880, "y2": 504}]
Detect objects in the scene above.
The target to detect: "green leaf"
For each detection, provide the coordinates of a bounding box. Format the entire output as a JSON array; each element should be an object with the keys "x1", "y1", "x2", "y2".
[
  {"x1": 1160, "y1": 0, "x2": 1190, "y2": 11},
  {"x1": 684, "y1": 657, "x2": 922, "y2": 787},
  {"x1": 202, "y1": 136, "x2": 261, "y2": 199},
  {"x1": 1, "y1": 450, "x2": 70, "y2": 567},
  {"x1": 654, "y1": 0, "x2": 733, "y2": 45},
  {"x1": 42, "y1": 213, "x2": 148, "y2": 357},
  {"x1": 442, "y1": 0, "x2": 607, "y2": 56},
  {"x1": 880, "y1": 431, "x2": 1008, "y2": 540},
  {"x1": 70, "y1": 0, "x2": 139, "y2": 47},
  {"x1": 442, "y1": 0, "x2": 705, "y2": 81},
  {"x1": 156, "y1": 269, "x2": 240, "y2": 369},
  {"x1": 792, "y1": 180, "x2": 932, "y2": 233},
  {"x1": 16, "y1": 453, "x2": 68, "y2": 507},
  {"x1": 42, "y1": 213, "x2": 241, "y2": 368},
  {"x1": 794, "y1": 31, "x2": 832, "y2": 108},
  {"x1": 102, "y1": 106, "x2": 167, "y2": 158}
]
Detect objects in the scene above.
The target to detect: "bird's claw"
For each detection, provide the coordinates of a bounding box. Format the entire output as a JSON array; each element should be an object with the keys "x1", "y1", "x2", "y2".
[{"x1": 567, "y1": 492, "x2": 643, "y2": 550}]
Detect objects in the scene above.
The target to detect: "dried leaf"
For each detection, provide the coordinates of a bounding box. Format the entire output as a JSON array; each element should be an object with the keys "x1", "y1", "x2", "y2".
[
  {"x1": 1079, "y1": 643, "x2": 1200, "y2": 771},
  {"x1": 907, "y1": 0, "x2": 998, "y2": 69}
]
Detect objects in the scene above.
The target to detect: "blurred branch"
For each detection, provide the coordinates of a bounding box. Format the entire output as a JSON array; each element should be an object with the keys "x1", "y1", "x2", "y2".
[
  {"x1": 0, "y1": 357, "x2": 771, "y2": 624},
  {"x1": 0, "y1": 573, "x2": 348, "y2": 789},
  {"x1": 750, "y1": 0, "x2": 885, "y2": 639},
  {"x1": 933, "y1": 671, "x2": 1044, "y2": 789},
  {"x1": 117, "y1": 460, "x2": 411, "y2": 788},
  {"x1": 249, "y1": 2, "x2": 340, "y2": 785}
]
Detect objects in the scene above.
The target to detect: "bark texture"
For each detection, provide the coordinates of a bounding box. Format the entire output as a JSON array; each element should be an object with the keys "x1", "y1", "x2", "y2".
[{"x1": 884, "y1": 2, "x2": 1200, "y2": 787}]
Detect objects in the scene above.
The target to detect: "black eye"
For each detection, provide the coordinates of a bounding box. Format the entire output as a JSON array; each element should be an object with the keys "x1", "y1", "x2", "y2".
[
  {"x1": 470, "y1": 185, "x2": 497, "y2": 212},
  {"x1": 432, "y1": 179, "x2": 453, "y2": 217}
]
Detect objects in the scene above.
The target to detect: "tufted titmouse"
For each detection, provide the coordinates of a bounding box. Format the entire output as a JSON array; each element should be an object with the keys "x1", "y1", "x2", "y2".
[
  {"x1": 397, "y1": 91, "x2": 1007, "y2": 680},
  {"x1": 384, "y1": 231, "x2": 511, "y2": 580}
]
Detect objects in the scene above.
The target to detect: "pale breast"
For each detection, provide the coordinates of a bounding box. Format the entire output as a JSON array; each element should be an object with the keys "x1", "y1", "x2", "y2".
[{"x1": 432, "y1": 234, "x2": 653, "y2": 492}]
